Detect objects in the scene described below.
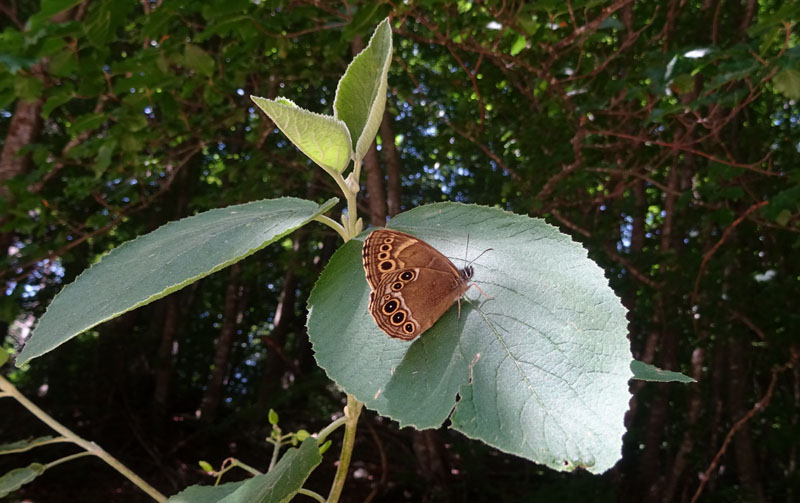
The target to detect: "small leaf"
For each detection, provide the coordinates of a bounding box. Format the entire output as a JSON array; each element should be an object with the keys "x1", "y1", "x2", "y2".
[
  {"x1": 509, "y1": 33, "x2": 526, "y2": 56},
  {"x1": 17, "y1": 197, "x2": 338, "y2": 366},
  {"x1": 0, "y1": 463, "x2": 46, "y2": 498},
  {"x1": 309, "y1": 203, "x2": 632, "y2": 474},
  {"x1": 198, "y1": 461, "x2": 214, "y2": 473},
  {"x1": 251, "y1": 96, "x2": 352, "y2": 173},
  {"x1": 268, "y1": 409, "x2": 279, "y2": 425},
  {"x1": 630, "y1": 361, "x2": 696, "y2": 383},
  {"x1": 184, "y1": 44, "x2": 215, "y2": 77},
  {"x1": 318, "y1": 440, "x2": 332, "y2": 455},
  {"x1": 295, "y1": 429, "x2": 310, "y2": 441},
  {"x1": 772, "y1": 68, "x2": 800, "y2": 100},
  {"x1": 334, "y1": 17, "x2": 393, "y2": 160},
  {"x1": 775, "y1": 209, "x2": 792, "y2": 227}
]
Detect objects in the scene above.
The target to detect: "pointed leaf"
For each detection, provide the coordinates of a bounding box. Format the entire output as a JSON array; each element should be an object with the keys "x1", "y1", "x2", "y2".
[
  {"x1": 308, "y1": 203, "x2": 632, "y2": 474},
  {"x1": 630, "y1": 360, "x2": 695, "y2": 383},
  {"x1": 17, "y1": 197, "x2": 337, "y2": 366},
  {"x1": 0, "y1": 463, "x2": 46, "y2": 498},
  {"x1": 334, "y1": 17, "x2": 392, "y2": 160},
  {"x1": 166, "y1": 438, "x2": 321, "y2": 503},
  {"x1": 251, "y1": 97, "x2": 352, "y2": 173}
]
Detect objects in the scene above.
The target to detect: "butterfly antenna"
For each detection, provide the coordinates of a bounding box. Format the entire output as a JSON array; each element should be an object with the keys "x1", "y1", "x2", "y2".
[{"x1": 467, "y1": 246, "x2": 493, "y2": 268}]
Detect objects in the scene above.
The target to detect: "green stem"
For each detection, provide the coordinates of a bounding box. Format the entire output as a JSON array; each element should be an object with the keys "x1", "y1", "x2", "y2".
[
  {"x1": 326, "y1": 394, "x2": 364, "y2": 503},
  {"x1": 268, "y1": 438, "x2": 282, "y2": 472},
  {"x1": 232, "y1": 458, "x2": 262, "y2": 476},
  {"x1": 297, "y1": 487, "x2": 326, "y2": 502},
  {"x1": 45, "y1": 451, "x2": 95, "y2": 469},
  {"x1": 0, "y1": 375, "x2": 167, "y2": 502},
  {"x1": 314, "y1": 214, "x2": 347, "y2": 241},
  {"x1": 316, "y1": 416, "x2": 348, "y2": 445}
]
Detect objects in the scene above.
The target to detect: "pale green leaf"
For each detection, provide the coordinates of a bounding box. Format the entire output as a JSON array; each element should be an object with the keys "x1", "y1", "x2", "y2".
[
  {"x1": 309, "y1": 203, "x2": 632, "y2": 474},
  {"x1": 630, "y1": 361, "x2": 695, "y2": 383},
  {"x1": 0, "y1": 463, "x2": 46, "y2": 498},
  {"x1": 17, "y1": 197, "x2": 337, "y2": 366},
  {"x1": 251, "y1": 96, "x2": 352, "y2": 173},
  {"x1": 0, "y1": 347, "x2": 7, "y2": 368},
  {"x1": 334, "y1": 17, "x2": 392, "y2": 160}
]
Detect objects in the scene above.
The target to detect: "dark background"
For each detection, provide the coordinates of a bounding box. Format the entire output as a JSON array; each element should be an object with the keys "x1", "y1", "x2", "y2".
[{"x1": 1, "y1": 1, "x2": 798, "y2": 502}]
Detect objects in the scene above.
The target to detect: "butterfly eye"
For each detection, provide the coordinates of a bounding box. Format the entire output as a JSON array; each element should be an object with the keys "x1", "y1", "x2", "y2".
[
  {"x1": 400, "y1": 271, "x2": 414, "y2": 281},
  {"x1": 392, "y1": 282, "x2": 403, "y2": 291},
  {"x1": 391, "y1": 311, "x2": 406, "y2": 325},
  {"x1": 403, "y1": 323, "x2": 415, "y2": 334},
  {"x1": 382, "y1": 300, "x2": 398, "y2": 314}
]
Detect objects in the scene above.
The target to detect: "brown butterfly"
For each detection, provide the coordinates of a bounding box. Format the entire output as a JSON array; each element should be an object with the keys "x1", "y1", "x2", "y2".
[{"x1": 362, "y1": 229, "x2": 487, "y2": 340}]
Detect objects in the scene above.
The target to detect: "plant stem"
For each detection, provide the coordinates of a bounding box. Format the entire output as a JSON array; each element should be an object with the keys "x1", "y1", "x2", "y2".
[
  {"x1": 268, "y1": 438, "x2": 282, "y2": 471},
  {"x1": 0, "y1": 375, "x2": 167, "y2": 502},
  {"x1": 297, "y1": 487, "x2": 327, "y2": 502},
  {"x1": 326, "y1": 394, "x2": 364, "y2": 503},
  {"x1": 316, "y1": 415, "x2": 348, "y2": 444},
  {"x1": 314, "y1": 214, "x2": 347, "y2": 241}
]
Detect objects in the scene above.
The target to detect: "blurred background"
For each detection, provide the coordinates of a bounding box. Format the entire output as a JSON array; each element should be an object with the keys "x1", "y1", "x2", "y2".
[{"x1": 1, "y1": 1, "x2": 798, "y2": 501}]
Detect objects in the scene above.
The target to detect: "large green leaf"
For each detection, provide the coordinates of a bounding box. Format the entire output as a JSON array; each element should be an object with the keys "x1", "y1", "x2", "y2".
[
  {"x1": 17, "y1": 197, "x2": 337, "y2": 366},
  {"x1": 166, "y1": 438, "x2": 321, "y2": 503},
  {"x1": 250, "y1": 97, "x2": 353, "y2": 173},
  {"x1": 308, "y1": 203, "x2": 632, "y2": 474},
  {"x1": 334, "y1": 17, "x2": 392, "y2": 160}
]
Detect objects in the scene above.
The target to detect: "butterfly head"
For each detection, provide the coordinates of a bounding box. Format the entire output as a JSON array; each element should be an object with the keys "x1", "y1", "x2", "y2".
[{"x1": 459, "y1": 265, "x2": 474, "y2": 282}]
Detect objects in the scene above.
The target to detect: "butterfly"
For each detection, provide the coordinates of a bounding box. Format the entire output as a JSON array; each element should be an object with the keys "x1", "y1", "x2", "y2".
[{"x1": 362, "y1": 229, "x2": 488, "y2": 340}]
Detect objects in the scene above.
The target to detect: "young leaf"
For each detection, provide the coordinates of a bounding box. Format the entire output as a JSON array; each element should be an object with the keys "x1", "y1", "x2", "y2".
[
  {"x1": 630, "y1": 360, "x2": 695, "y2": 383},
  {"x1": 250, "y1": 96, "x2": 353, "y2": 173},
  {"x1": 17, "y1": 197, "x2": 338, "y2": 367},
  {"x1": 166, "y1": 438, "x2": 321, "y2": 503},
  {"x1": 308, "y1": 203, "x2": 632, "y2": 474},
  {"x1": 334, "y1": 17, "x2": 392, "y2": 160},
  {"x1": 198, "y1": 461, "x2": 214, "y2": 473},
  {"x1": 0, "y1": 463, "x2": 46, "y2": 498},
  {"x1": 268, "y1": 409, "x2": 279, "y2": 425}
]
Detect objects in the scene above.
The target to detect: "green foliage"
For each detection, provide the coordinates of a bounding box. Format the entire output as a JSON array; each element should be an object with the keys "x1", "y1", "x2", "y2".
[{"x1": 167, "y1": 439, "x2": 321, "y2": 503}]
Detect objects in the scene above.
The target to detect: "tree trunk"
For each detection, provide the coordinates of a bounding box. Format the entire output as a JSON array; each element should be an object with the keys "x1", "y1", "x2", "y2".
[
  {"x1": 728, "y1": 337, "x2": 766, "y2": 503},
  {"x1": 152, "y1": 293, "x2": 183, "y2": 418},
  {"x1": 257, "y1": 231, "x2": 303, "y2": 411},
  {"x1": 380, "y1": 110, "x2": 402, "y2": 217},
  {"x1": 199, "y1": 263, "x2": 243, "y2": 421}
]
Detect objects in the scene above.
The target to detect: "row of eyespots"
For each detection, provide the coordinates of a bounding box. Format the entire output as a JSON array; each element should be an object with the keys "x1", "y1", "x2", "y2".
[
  {"x1": 377, "y1": 236, "x2": 395, "y2": 271},
  {"x1": 380, "y1": 295, "x2": 416, "y2": 335}
]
